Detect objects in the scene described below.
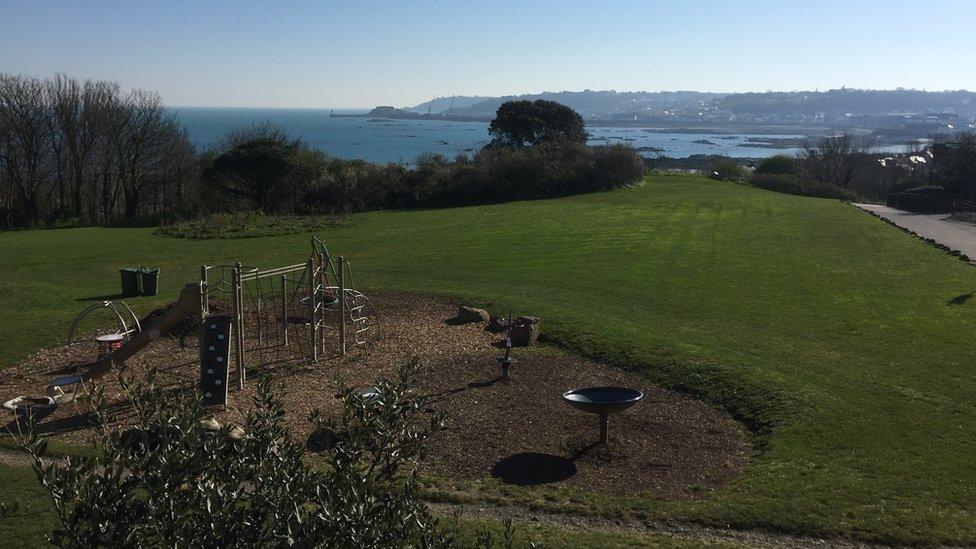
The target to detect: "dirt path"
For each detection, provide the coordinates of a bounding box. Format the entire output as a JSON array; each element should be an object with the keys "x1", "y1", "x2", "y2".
[
  {"x1": 429, "y1": 502, "x2": 882, "y2": 548},
  {"x1": 854, "y1": 203, "x2": 976, "y2": 259},
  {"x1": 0, "y1": 448, "x2": 33, "y2": 467}
]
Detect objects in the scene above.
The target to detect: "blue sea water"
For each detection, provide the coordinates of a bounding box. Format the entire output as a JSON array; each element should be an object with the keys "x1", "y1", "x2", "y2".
[{"x1": 172, "y1": 107, "x2": 804, "y2": 164}]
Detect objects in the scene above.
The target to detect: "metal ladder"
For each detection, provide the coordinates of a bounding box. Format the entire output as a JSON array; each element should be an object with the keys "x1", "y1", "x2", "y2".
[
  {"x1": 338, "y1": 258, "x2": 376, "y2": 347},
  {"x1": 311, "y1": 235, "x2": 377, "y2": 354}
]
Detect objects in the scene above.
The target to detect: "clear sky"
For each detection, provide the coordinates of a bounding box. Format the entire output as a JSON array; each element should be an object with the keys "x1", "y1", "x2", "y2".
[{"x1": 1, "y1": 0, "x2": 974, "y2": 108}]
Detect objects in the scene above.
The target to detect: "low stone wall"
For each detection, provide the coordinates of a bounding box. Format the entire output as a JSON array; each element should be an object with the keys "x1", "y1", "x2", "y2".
[{"x1": 949, "y1": 210, "x2": 976, "y2": 225}]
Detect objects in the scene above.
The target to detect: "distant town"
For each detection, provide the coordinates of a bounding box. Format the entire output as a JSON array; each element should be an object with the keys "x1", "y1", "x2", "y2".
[{"x1": 337, "y1": 88, "x2": 976, "y2": 141}]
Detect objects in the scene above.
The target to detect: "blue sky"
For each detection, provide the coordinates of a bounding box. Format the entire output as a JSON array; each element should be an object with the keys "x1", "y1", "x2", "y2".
[{"x1": 1, "y1": 0, "x2": 974, "y2": 108}]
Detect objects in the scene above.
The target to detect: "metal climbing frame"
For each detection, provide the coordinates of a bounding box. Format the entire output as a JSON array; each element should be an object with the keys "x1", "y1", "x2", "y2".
[{"x1": 199, "y1": 236, "x2": 377, "y2": 389}]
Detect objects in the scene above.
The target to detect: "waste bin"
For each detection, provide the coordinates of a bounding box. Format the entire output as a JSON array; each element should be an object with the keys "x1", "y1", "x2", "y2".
[
  {"x1": 119, "y1": 267, "x2": 141, "y2": 297},
  {"x1": 140, "y1": 267, "x2": 160, "y2": 296}
]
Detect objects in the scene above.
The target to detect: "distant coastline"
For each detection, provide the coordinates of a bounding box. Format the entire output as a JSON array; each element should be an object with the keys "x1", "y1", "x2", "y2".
[
  {"x1": 173, "y1": 106, "x2": 915, "y2": 165},
  {"x1": 331, "y1": 110, "x2": 490, "y2": 123},
  {"x1": 329, "y1": 109, "x2": 834, "y2": 133}
]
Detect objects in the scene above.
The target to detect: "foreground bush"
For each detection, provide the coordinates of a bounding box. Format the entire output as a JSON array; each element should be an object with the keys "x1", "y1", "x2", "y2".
[
  {"x1": 749, "y1": 173, "x2": 857, "y2": 200},
  {"x1": 17, "y1": 362, "x2": 458, "y2": 547}
]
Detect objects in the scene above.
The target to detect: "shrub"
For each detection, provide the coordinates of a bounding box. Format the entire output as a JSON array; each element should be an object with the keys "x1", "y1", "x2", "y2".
[
  {"x1": 755, "y1": 155, "x2": 799, "y2": 175},
  {"x1": 590, "y1": 144, "x2": 647, "y2": 192},
  {"x1": 887, "y1": 185, "x2": 953, "y2": 212},
  {"x1": 17, "y1": 362, "x2": 457, "y2": 547},
  {"x1": 399, "y1": 142, "x2": 644, "y2": 208},
  {"x1": 749, "y1": 172, "x2": 806, "y2": 194},
  {"x1": 708, "y1": 158, "x2": 748, "y2": 182},
  {"x1": 749, "y1": 173, "x2": 857, "y2": 200}
]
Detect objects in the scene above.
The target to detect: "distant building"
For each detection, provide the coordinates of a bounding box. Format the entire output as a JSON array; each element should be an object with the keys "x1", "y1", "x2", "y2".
[{"x1": 368, "y1": 106, "x2": 398, "y2": 117}]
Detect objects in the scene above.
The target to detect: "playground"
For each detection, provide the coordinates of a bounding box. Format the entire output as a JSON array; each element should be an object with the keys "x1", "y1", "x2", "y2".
[
  {"x1": 1, "y1": 230, "x2": 753, "y2": 500},
  {"x1": 1, "y1": 283, "x2": 748, "y2": 497}
]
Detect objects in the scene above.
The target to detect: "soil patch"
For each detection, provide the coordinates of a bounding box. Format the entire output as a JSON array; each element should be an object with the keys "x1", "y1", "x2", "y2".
[{"x1": 0, "y1": 293, "x2": 749, "y2": 498}]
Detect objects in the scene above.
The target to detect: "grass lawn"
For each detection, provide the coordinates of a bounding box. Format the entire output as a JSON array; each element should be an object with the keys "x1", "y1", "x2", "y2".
[
  {"x1": 1, "y1": 174, "x2": 975, "y2": 544},
  {"x1": 0, "y1": 464, "x2": 58, "y2": 548}
]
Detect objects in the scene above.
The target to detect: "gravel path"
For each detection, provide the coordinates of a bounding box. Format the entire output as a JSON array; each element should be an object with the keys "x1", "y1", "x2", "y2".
[
  {"x1": 429, "y1": 502, "x2": 884, "y2": 548},
  {"x1": 854, "y1": 203, "x2": 976, "y2": 258}
]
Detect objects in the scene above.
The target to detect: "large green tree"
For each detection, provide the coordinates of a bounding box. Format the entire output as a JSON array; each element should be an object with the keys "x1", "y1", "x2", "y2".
[
  {"x1": 204, "y1": 132, "x2": 322, "y2": 212},
  {"x1": 488, "y1": 100, "x2": 587, "y2": 148}
]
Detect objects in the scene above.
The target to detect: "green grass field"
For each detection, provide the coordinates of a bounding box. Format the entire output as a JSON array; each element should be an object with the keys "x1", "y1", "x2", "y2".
[{"x1": 2, "y1": 174, "x2": 975, "y2": 544}]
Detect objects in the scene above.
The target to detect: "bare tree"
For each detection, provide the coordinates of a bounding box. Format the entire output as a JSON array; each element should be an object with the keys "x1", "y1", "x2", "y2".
[
  {"x1": 0, "y1": 74, "x2": 56, "y2": 225},
  {"x1": 905, "y1": 139, "x2": 926, "y2": 157},
  {"x1": 109, "y1": 90, "x2": 183, "y2": 221},
  {"x1": 45, "y1": 75, "x2": 119, "y2": 223},
  {"x1": 0, "y1": 74, "x2": 199, "y2": 226},
  {"x1": 800, "y1": 133, "x2": 878, "y2": 191}
]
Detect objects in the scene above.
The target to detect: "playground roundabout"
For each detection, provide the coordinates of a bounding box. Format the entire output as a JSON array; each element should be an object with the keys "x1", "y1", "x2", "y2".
[{"x1": 0, "y1": 292, "x2": 750, "y2": 499}]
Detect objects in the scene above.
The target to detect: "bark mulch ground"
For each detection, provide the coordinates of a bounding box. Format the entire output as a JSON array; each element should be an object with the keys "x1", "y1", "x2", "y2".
[{"x1": 0, "y1": 292, "x2": 749, "y2": 498}]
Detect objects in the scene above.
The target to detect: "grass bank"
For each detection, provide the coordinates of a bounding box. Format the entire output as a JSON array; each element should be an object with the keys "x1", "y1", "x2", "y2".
[{"x1": 1, "y1": 174, "x2": 975, "y2": 543}]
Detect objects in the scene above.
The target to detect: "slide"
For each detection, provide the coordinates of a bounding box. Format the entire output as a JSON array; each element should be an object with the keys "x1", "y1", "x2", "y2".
[{"x1": 50, "y1": 284, "x2": 202, "y2": 390}]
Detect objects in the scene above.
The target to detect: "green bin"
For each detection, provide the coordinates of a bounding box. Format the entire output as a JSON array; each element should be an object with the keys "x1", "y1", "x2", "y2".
[
  {"x1": 119, "y1": 267, "x2": 141, "y2": 297},
  {"x1": 140, "y1": 267, "x2": 160, "y2": 296}
]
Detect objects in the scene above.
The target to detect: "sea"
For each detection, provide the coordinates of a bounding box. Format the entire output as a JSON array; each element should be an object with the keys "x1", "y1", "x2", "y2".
[{"x1": 172, "y1": 107, "x2": 806, "y2": 164}]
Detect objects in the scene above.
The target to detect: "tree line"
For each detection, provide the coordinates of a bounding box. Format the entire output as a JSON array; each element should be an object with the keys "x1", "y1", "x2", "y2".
[
  {"x1": 0, "y1": 73, "x2": 196, "y2": 228},
  {"x1": 709, "y1": 132, "x2": 976, "y2": 206},
  {"x1": 2, "y1": 78, "x2": 644, "y2": 229},
  {"x1": 192, "y1": 121, "x2": 642, "y2": 221}
]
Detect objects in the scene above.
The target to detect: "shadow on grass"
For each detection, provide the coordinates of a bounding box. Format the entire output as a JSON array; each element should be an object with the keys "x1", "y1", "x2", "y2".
[
  {"x1": 947, "y1": 292, "x2": 973, "y2": 305},
  {"x1": 75, "y1": 293, "x2": 127, "y2": 302}
]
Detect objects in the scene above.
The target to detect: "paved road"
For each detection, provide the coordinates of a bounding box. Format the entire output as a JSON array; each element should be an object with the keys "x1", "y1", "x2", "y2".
[{"x1": 854, "y1": 203, "x2": 976, "y2": 258}]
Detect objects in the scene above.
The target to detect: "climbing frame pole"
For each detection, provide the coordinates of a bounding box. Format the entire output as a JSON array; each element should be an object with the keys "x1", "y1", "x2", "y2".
[
  {"x1": 281, "y1": 274, "x2": 288, "y2": 346},
  {"x1": 318, "y1": 250, "x2": 326, "y2": 354},
  {"x1": 307, "y1": 256, "x2": 317, "y2": 362},
  {"x1": 200, "y1": 265, "x2": 209, "y2": 316},
  {"x1": 338, "y1": 256, "x2": 346, "y2": 356},
  {"x1": 233, "y1": 262, "x2": 246, "y2": 389}
]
